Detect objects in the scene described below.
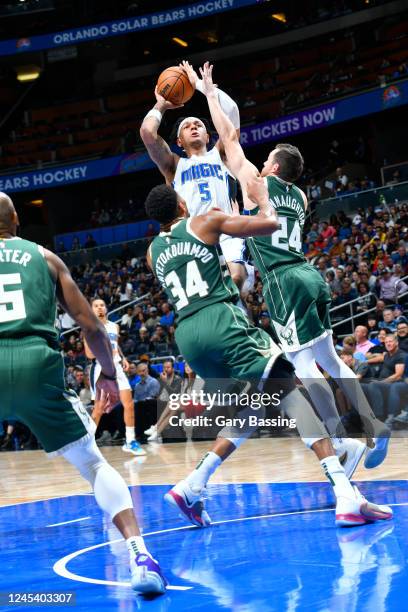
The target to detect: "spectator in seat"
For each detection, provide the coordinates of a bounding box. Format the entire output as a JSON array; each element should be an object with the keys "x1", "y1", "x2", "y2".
[
  {"x1": 379, "y1": 308, "x2": 397, "y2": 332},
  {"x1": 126, "y1": 361, "x2": 139, "y2": 392},
  {"x1": 160, "y1": 302, "x2": 175, "y2": 327},
  {"x1": 119, "y1": 330, "x2": 136, "y2": 356},
  {"x1": 159, "y1": 360, "x2": 182, "y2": 400},
  {"x1": 84, "y1": 234, "x2": 97, "y2": 249},
  {"x1": 133, "y1": 362, "x2": 161, "y2": 441},
  {"x1": 121, "y1": 306, "x2": 135, "y2": 329},
  {"x1": 145, "y1": 307, "x2": 160, "y2": 331},
  {"x1": 391, "y1": 244, "x2": 408, "y2": 271},
  {"x1": 364, "y1": 334, "x2": 407, "y2": 423},
  {"x1": 355, "y1": 282, "x2": 377, "y2": 320},
  {"x1": 354, "y1": 325, "x2": 375, "y2": 356},
  {"x1": 396, "y1": 320, "x2": 408, "y2": 353},
  {"x1": 377, "y1": 268, "x2": 408, "y2": 304}
]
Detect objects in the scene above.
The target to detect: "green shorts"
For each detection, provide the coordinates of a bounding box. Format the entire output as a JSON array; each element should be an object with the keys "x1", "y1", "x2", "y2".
[
  {"x1": 0, "y1": 337, "x2": 95, "y2": 455},
  {"x1": 175, "y1": 301, "x2": 282, "y2": 383},
  {"x1": 262, "y1": 262, "x2": 332, "y2": 352}
]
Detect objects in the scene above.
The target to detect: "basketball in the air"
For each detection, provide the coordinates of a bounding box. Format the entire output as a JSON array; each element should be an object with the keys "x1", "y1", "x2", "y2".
[{"x1": 156, "y1": 66, "x2": 194, "y2": 105}]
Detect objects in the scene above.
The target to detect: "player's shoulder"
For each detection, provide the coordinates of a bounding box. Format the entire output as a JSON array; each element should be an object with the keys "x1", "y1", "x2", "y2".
[{"x1": 294, "y1": 184, "x2": 308, "y2": 209}]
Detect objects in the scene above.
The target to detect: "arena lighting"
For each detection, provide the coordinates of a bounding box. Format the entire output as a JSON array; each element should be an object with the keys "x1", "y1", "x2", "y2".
[
  {"x1": 16, "y1": 65, "x2": 41, "y2": 82},
  {"x1": 172, "y1": 37, "x2": 188, "y2": 48},
  {"x1": 271, "y1": 13, "x2": 287, "y2": 23},
  {"x1": 28, "y1": 199, "x2": 44, "y2": 207}
]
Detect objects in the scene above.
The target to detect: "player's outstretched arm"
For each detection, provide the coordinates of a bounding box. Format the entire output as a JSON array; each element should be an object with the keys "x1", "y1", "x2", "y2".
[
  {"x1": 191, "y1": 207, "x2": 278, "y2": 244},
  {"x1": 44, "y1": 249, "x2": 119, "y2": 407},
  {"x1": 139, "y1": 88, "x2": 181, "y2": 183},
  {"x1": 199, "y1": 63, "x2": 268, "y2": 213}
]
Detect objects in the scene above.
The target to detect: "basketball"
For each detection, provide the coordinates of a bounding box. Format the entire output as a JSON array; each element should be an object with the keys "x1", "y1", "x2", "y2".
[{"x1": 156, "y1": 66, "x2": 194, "y2": 105}]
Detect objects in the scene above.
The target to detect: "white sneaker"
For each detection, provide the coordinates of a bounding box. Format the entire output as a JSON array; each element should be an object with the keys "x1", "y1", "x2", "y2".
[
  {"x1": 335, "y1": 485, "x2": 393, "y2": 527},
  {"x1": 147, "y1": 430, "x2": 161, "y2": 442},
  {"x1": 130, "y1": 553, "x2": 167, "y2": 594},
  {"x1": 122, "y1": 440, "x2": 146, "y2": 456},
  {"x1": 144, "y1": 425, "x2": 156, "y2": 436},
  {"x1": 335, "y1": 438, "x2": 366, "y2": 479},
  {"x1": 164, "y1": 479, "x2": 211, "y2": 527}
]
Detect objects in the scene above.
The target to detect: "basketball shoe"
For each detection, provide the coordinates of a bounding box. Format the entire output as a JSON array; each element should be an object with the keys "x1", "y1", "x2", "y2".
[
  {"x1": 335, "y1": 485, "x2": 393, "y2": 527},
  {"x1": 364, "y1": 425, "x2": 391, "y2": 469},
  {"x1": 122, "y1": 440, "x2": 146, "y2": 456},
  {"x1": 335, "y1": 438, "x2": 366, "y2": 479},
  {"x1": 130, "y1": 553, "x2": 167, "y2": 594},
  {"x1": 164, "y1": 480, "x2": 211, "y2": 527}
]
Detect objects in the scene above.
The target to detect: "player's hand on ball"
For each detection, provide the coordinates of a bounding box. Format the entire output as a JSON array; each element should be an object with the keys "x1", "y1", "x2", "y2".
[
  {"x1": 179, "y1": 61, "x2": 198, "y2": 88},
  {"x1": 154, "y1": 86, "x2": 184, "y2": 110},
  {"x1": 199, "y1": 62, "x2": 217, "y2": 97}
]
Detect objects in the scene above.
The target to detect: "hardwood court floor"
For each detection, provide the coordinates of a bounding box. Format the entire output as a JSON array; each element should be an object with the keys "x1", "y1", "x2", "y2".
[{"x1": 1, "y1": 437, "x2": 407, "y2": 507}]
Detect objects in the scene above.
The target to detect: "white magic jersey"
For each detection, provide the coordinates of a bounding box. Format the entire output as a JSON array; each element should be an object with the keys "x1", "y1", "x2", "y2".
[
  {"x1": 173, "y1": 147, "x2": 232, "y2": 216},
  {"x1": 105, "y1": 320, "x2": 121, "y2": 363}
]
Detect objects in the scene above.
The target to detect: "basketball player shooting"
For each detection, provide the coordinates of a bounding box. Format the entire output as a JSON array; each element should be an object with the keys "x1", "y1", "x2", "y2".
[{"x1": 140, "y1": 60, "x2": 251, "y2": 299}]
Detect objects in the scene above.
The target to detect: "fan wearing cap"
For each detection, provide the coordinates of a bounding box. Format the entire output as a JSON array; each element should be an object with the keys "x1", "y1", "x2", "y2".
[{"x1": 140, "y1": 60, "x2": 250, "y2": 297}]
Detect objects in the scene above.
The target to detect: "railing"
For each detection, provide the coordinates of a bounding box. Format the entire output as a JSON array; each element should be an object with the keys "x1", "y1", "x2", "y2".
[
  {"x1": 60, "y1": 236, "x2": 152, "y2": 267},
  {"x1": 330, "y1": 274, "x2": 408, "y2": 332},
  {"x1": 315, "y1": 180, "x2": 408, "y2": 217},
  {"x1": 59, "y1": 292, "x2": 151, "y2": 337}
]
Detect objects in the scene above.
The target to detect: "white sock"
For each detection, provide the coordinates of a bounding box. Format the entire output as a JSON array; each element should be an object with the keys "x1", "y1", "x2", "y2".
[
  {"x1": 185, "y1": 451, "x2": 222, "y2": 492},
  {"x1": 126, "y1": 427, "x2": 135, "y2": 445},
  {"x1": 320, "y1": 455, "x2": 354, "y2": 499},
  {"x1": 126, "y1": 536, "x2": 149, "y2": 560}
]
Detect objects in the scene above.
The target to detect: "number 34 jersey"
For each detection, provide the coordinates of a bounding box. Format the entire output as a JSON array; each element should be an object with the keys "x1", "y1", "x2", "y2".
[
  {"x1": 247, "y1": 175, "x2": 306, "y2": 275},
  {"x1": 150, "y1": 219, "x2": 239, "y2": 323},
  {"x1": 0, "y1": 237, "x2": 58, "y2": 348},
  {"x1": 173, "y1": 147, "x2": 233, "y2": 216}
]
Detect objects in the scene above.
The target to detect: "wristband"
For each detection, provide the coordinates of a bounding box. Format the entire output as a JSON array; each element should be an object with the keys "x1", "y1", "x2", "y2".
[
  {"x1": 100, "y1": 371, "x2": 117, "y2": 381},
  {"x1": 144, "y1": 108, "x2": 163, "y2": 124}
]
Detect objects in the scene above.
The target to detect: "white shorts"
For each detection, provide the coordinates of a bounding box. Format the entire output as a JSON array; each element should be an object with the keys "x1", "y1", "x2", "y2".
[
  {"x1": 89, "y1": 360, "x2": 131, "y2": 400},
  {"x1": 220, "y1": 234, "x2": 246, "y2": 264}
]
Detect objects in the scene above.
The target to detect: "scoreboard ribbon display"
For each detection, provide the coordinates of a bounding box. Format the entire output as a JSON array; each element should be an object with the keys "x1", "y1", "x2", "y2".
[{"x1": 0, "y1": 0, "x2": 258, "y2": 56}]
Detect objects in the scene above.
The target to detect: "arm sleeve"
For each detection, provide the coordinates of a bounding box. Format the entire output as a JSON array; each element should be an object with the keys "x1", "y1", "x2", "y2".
[{"x1": 196, "y1": 80, "x2": 240, "y2": 129}]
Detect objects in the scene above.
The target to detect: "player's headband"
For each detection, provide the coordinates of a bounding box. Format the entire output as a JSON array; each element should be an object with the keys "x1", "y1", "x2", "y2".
[{"x1": 177, "y1": 116, "x2": 204, "y2": 138}]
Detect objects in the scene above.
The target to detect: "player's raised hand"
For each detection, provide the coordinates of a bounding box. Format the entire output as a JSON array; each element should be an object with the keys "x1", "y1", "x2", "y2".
[
  {"x1": 179, "y1": 61, "x2": 198, "y2": 88},
  {"x1": 154, "y1": 86, "x2": 184, "y2": 111},
  {"x1": 199, "y1": 62, "x2": 217, "y2": 97}
]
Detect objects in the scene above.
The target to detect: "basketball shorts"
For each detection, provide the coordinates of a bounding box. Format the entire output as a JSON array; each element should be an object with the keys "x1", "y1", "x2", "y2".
[
  {"x1": 89, "y1": 359, "x2": 131, "y2": 400},
  {"x1": 175, "y1": 301, "x2": 283, "y2": 384},
  {"x1": 0, "y1": 337, "x2": 95, "y2": 455},
  {"x1": 220, "y1": 234, "x2": 246, "y2": 264},
  {"x1": 261, "y1": 262, "x2": 332, "y2": 353}
]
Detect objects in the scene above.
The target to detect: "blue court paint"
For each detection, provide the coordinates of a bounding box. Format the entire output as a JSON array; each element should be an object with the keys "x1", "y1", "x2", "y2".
[{"x1": 1, "y1": 481, "x2": 407, "y2": 611}]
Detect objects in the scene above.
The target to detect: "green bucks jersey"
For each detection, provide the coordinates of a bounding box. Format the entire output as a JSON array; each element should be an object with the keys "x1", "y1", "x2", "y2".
[
  {"x1": 247, "y1": 175, "x2": 306, "y2": 276},
  {"x1": 0, "y1": 237, "x2": 58, "y2": 348},
  {"x1": 150, "y1": 219, "x2": 238, "y2": 322}
]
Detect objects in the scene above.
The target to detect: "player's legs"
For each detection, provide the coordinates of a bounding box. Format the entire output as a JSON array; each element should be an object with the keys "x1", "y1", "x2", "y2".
[
  {"x1": 2, "y1": 339, "x2": 165, "y2": 594},
  {"x1": 120, "y1": 387, "x2": 146, "y2": 456},
  {"x1": 62, "y1": 436, "x2": 166, "y2": 593},
  {"x1": 311, "y1": 334, "x2": 391, "y2": 468}
]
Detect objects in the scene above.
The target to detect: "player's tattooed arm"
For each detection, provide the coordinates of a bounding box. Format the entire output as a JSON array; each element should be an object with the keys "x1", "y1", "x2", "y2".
[{"x1": 139, "y1": 87, "x2": 181, "y2": 183}]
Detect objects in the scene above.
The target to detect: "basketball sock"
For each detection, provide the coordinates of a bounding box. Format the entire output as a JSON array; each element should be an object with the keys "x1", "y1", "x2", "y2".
[
  {"x1": 125, "y1": 427, "x2": 135, "y2": 444},
  {"x1": 320, "y1": 455, "x2": 354, "y2": 499},
  {"x1": 185, "y1": 451, "x2": 222, "y2": 492},
  {"x1": 63, "y1": 437, "x2": 133, "y2": 519},
  {"x1": 312, "y1": 335, "x2": 385, "y2": 437},
  {"x1": 126, "y1": 536, "x2": 149, "y2": 560},
  {"x1": 286, "y1": 348, "x2": 347, "y2": 438}
]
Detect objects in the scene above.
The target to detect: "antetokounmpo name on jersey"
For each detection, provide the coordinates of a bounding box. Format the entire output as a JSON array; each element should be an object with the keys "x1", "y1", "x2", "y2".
[
  {"x1": 181, "y1": 163, "x2": 224, "y2": 184},
  {"x1": 155, "y1": 242, "x2": 214, "y2": 283},
  {"x1": 270, "y1": 195, "x2": 305, "y2": 227}
]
